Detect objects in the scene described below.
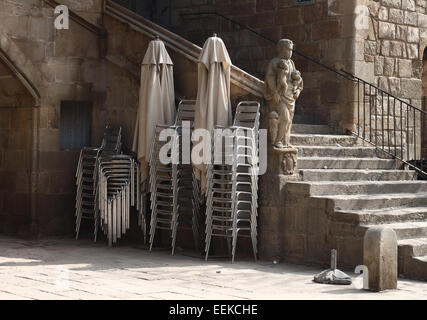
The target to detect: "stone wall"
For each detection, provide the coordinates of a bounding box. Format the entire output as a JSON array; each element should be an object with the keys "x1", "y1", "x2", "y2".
[
  {"x1": 172, "y1": 0, "x2": 426, "y2": 145},
  {"x1": 360, "y1": 0, "x2": 427, "y2": 160},
  {"x1": 99, "y1": 14, "x2": 193, "y2": 155},
  {"x1": 171, "y1": 0, "x2": 360, "y2": 131},
  {"x1": 283, "y1": 185, "x2": 366, "y2": 268},
  {"x1": 58, "y1": 0, "x2": 105, "y2": 26},
  {"x1": 0, "y1": 0, "x2": 104, "y2": 236},
  {"x1": 0, "y1": 61, "x2": 35, "y2": 237},
  {"x1": 101, "y1": 6, "x2": 264, "y2": 151},
  {"x1": 0, "y1": 0, "x2": 265, "y2": 239}
]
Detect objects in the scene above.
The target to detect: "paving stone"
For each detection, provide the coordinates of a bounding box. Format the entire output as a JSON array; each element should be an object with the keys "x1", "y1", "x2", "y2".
[
  {"x1": 283, "y1": 125, "x2": 427, "y2": 281},
  {"x1": 0, "y1": 236, "x2": 425, "y2": 299}
]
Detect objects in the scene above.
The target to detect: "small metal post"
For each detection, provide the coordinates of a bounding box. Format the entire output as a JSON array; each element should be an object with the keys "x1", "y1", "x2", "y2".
[{"x1": 331, "y1": 249, "x2": 337, "y2": 270}]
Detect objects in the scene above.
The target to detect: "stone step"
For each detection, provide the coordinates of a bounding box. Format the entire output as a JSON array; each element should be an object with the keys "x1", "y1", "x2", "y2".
[
  {"x1": 398, "y1": 238, "x2": 427, "y2": 280},
  {"x1": 399, "y1": 237, "x2": 427, "y2": 258},
  {"x1": 399, "y1": 255, "x2": 427, "y2": 280},
  {"x1": 360, "y1": 221, "x2": 427, "y2": 240},
  {"x1": 299, "y1": 169, "x2": 417, "y2": 181},
  {"x1": 293, "y1": 114, "x2": 321, "y2": 125},
  {"x1": 287, "y1": 181, "x2": 427, "y2": 196},
  {"x1": 290, "y1": 134, "x2": 359, "y2": 147},
  {"x1": 298, "y1": 157, "x2": 399, "y2": 169},
  {"x1": 291, "y1": 124, "x2": 334, "y2": 134},
  {"x1": 333, "y1": 207, "x2": 427, "y2": 225},
  {"x1": 296, "y1": 146, "x2": 393, "y2": 158},
  {"x1": 316, "y1": 192, "x2": 427, "y2": 211}
]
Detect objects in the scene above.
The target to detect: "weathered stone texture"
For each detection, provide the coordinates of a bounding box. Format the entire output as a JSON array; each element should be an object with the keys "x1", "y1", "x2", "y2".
[
  {"x1": 0, "y1": 60, "x2": 33, "y2": 237},
  {"x1": 360, "y1": 0, "x2": 427, "y2": 157},
  {"x1": 363, "y1": 227, "x2": 398, "y2": 292},
  {"x1": 171, "y1": 0, "x2": 358, "y2": 131},
  {"x1": 379, "y1": 21, "x2": 397, "y2": 39},
  {"x1": 0, "y1": 0, "x2": 104, "y2": 237}
]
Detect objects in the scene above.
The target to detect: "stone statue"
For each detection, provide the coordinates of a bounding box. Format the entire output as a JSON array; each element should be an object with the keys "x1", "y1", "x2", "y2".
[
  {"x1": 283, "y1": 150, "x2": 297, "y2": 175},
  {"x1": 264, "y1": 39, "x2": 303, "y2": 149}
]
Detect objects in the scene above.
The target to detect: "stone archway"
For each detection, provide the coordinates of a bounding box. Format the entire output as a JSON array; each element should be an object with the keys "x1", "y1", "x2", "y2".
[{"x1": 0, "y1": 54, "x2": 37, "y2": 237}]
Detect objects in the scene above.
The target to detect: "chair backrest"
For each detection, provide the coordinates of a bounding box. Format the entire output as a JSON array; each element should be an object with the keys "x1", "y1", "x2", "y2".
[
  {"x1": 233, "y1": 101, "x2": 260, "y2": 130},
  {"x1": 176, "y1": 100, "x2": 196, "y2": 126},
  {"x1": 100, "y1": 125, "x2": 122, "y2": 153}
]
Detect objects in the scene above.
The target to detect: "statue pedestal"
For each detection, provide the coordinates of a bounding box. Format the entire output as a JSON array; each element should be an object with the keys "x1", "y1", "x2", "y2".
[
  {"x1": 258, "y1": 146, "x2": 301, "y2": 261},
  {"x1": 271, "y1": 146, "x2": 298, "y2": 175},
  {"x1": 258, "y1": 38, "x2": 303, "y2": 261}
]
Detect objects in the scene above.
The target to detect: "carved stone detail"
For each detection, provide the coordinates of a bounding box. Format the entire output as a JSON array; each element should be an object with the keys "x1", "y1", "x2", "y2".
[
  {"x1": 264, "y1": 39, "x2": 303, "y2": 149},
  {"x1": 271, "y1": 146, "x2": 298, "y2": 175}
]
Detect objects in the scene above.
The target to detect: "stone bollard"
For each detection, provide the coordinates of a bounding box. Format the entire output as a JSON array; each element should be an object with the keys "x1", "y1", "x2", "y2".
[{"x1": 363, "y1": 227, "x2": 398, "y2": 292}]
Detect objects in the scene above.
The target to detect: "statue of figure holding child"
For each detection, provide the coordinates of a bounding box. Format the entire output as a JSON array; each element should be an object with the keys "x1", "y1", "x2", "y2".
[{"x1": 264, "y1": 39, "x2": 303, "y2": 174}]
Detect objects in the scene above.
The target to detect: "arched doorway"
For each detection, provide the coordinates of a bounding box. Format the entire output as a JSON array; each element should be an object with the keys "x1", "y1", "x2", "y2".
[{"x1": 0, "y1": 55, "x2": 37, "y2": 237}]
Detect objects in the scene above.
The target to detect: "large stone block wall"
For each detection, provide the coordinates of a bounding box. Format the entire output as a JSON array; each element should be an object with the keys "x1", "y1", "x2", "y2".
[
  {"x1": 0, "y1": 0, "x2": 104, "y2": 236},
  {"x1": 258, "y1": 149, "x2": 301, "y2": 260},
  {"x1": 101, "y1": 11, "x2": 264, "y2": 151},
  {"x1": 0, "y1": 0, "x2": 264, "y2": 238},
  {"x1": 171, "y1": 0, "x2": 426, "y2": 142},
  {"x1": 60, "y1": 0, "x2": 105, "y2": 26},
  {"x1": 283, "y1": 186, "x2": 366, "y2": 268},
  {"x1": 358, "y1": 0, "x2": 427, "y2": 160},
  {"x1": 0, "y1": 61, "x2": 34, "y2": 237},
  {"x1": 171, "y1": 0, "x2": 360, "y2": 131},
  {"x1": 0, "y1": 108, "x2": 34, "y2": 237},
  {"x1": 94, "y1": 16, "x2": 144, "y2": 152}
]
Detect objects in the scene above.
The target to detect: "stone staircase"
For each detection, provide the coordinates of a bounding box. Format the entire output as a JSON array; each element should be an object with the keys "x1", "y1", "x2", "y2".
[
  {"x1": 78, "y1": 1, "x2": 427, "y2": 280},
  {"x1": 285, "y1": 122, "x2": 427, "y2": 281}
]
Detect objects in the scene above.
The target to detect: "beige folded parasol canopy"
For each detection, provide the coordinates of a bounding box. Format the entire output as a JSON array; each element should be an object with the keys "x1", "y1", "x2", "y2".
[
  {"x1": 193, "y1": 34, "x2": 233, "y2": 195},
  {"x1": 132, "y1": 37, "x2": 175, "y2": 186}
]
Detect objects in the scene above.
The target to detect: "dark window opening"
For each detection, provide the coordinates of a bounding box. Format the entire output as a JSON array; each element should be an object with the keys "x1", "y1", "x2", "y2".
[{"x1": 60, "y1": 101, "x2": 92, "y2": 150}]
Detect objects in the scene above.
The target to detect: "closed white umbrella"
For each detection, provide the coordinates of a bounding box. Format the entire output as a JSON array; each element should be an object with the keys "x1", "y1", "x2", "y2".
[
  {"x1": 193, "y1": 34, "x2": 232, "y2": 194},
  {"x1": 132, "y1": 37, "x2": 175, "y2": 187}
]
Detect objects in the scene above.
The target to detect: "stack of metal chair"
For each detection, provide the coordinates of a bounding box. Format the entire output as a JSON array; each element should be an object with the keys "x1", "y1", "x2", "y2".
[
  {"x1": 75, "y1": 147, "x2": 100, "y2": 240},
  {"x1": 100, "y1": 125, "x2": 122, "y2": 154},
  {"x1": 137, "y1": 175, "x2": 147, "y2": 244},
  {"x1": 149, "y1": 100, "x2": 201, "y2": 254},
  {"x1": 204, "y1": 101, "x2": 261, "y2": 263},
  {"x1": 96, "y1": 154, "x2": 140, "y2": 246},
  {"x1": 75, "y1": 125, "x2": 123, "y2": 240}
]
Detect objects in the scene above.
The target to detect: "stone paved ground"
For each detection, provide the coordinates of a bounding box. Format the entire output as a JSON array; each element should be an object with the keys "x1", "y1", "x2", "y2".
[{"x1": 0, "y1": 236, "x2": 426, "y2": 300}]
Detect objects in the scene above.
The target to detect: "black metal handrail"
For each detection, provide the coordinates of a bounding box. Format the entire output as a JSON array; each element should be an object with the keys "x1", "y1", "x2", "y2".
[
  {"x1": 340, "y1": 69, "x2": 426, "y2": 178},
  {"x1": 181, "y1": 11, "x2": 427, "y2": 178}
]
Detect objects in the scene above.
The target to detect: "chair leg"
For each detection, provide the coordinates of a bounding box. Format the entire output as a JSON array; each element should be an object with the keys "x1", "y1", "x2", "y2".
[
  {"x1": 231, "y1": 231, "x2": 238, "y2": 264},
  {"x1": 251, "y1": 232, "x2": 257, "y2": 262},
  {"x1": 149, "y1": 227, "x2": 156, "y2": 251},
  {"x1": 205, "y1": 229, "x2": 212, "y2": 261},
  {"x1": 171, "y1": 222, "x2": 178, "y2": 255}
]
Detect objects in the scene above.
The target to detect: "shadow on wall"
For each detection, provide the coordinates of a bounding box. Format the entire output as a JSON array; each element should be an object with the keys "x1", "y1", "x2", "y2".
[{"x1": 0, "y1": 59, "x2": 35, "y2": 237}]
